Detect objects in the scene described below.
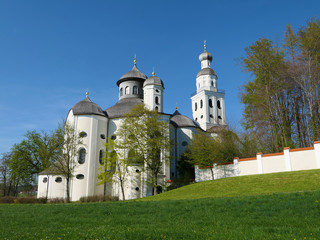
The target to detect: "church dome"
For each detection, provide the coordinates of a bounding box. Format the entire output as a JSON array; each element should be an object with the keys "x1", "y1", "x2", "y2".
[
  {"x1": 72, "y1": 94, "x2": 106, "y2": 117},
  {"x1": 196, "y1": 67, "x2": 216, "y2": 78},
  {"x1": 199, "y1": 50, "x2": 213, "y2": 62},
  {"x1": 170, "y1": 110, "x2": 199, "y2": 128},
  {"x1": 117, "y1": 62, "x2": 147, "y2": 86},
  {"x1": 143, "y1": 75, "x2": 164, "y2": 88}
]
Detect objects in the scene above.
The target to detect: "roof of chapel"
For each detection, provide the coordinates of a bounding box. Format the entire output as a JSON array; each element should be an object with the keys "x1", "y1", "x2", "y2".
[
  {"x1": 196, "y1": 67, "x2": 216, "y2": 78},
  {"x1": 105, "y1": 97, "x2": 144, "y2": 118},
  {"x1": 170, "y1": 110, "x2": 199, "y2": 128},
  {"x1": 71, "y1": 96, "x2": 106, "y2": 117},
  {"x1": 117, "y1": 64, "x2": 147, "y2": 86}
]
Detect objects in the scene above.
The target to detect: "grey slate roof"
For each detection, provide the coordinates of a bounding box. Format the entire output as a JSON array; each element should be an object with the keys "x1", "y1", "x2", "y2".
[
  {"x1": 39, "y1": 166, "x2": 62, "y2": 175},
  {"x1": 197, "y1": 67, "x2": 216, "y2": 78},
  {"x1": 105, "y1": 97, "x2": 143, "y2": 118},
  {"x1": 170, "y1": 110, "x2": 199, "y2": 128},
  {"x1": 143, "y1": 76, "x2": 164, "y2": 88},
  {"x1": 117, "y1": 65, "x2": 147, "y2": 86},
  {"x1": 199, "y1": 50, "x2": 213, "y2": 62},
  {"x1": 72, "y1": 96, "x2": 106, "y2": 117}
]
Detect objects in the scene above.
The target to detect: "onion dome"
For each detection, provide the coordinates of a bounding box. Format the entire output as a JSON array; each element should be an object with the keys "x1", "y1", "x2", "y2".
[
  {"x1": 117, "y1": 56, "x2": 147, "y2": 86},
  {"x1": 143, "y1": 70, "x2": 164, "y2": 88},
  {"x1": 170, "y1": 110, "x2": 199, "y2": 128},
  {"x1": 199, "y1": 40, "x2": 213, "y2": 62},
  {"x1": 71, "y1": 92, "x2": 106, "y2": 117},
  {"x1": 197, "y1": 68, "x2": 216, "y2": 78}
]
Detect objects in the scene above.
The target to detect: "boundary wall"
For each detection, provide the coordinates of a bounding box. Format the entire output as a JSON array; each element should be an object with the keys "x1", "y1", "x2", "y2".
[{"x1": 195, "y1": 141, "x2": 320, "y2": 182}]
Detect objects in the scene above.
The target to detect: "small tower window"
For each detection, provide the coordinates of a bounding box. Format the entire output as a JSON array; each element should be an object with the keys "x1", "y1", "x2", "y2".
[
  {"x1": 155, "y1": 89, "x2": 159, "y2": 93},
  {"x1": 201, "y1": 115, "x2": 203, "y2": 119},
  {"x1": 78, "y1": 148, "x2": 86, "y2": 164},
  {"x1": 217, "y1": 100, "x2": 221, "y2": 109},
  {"x1": 155, "y1": 106, "x2": 159, "y2": 112},
  {"x1": 125, "y1": 86, "x2": 130, "y2": 95},
  {"x1": 133, "y1": 86, "x2": 138, "y2": 94},
  {"x1": 120, "y1": 88, "x2": 123, "y2": 96},
  {"x1": 195, "y1": 103, "x2": 197, "y2": 111},
  {"x1": 155, "y1": 96, "x2": 159, "y2": 105},
  {"x1": 200, "y1": 100, "x2": 203, "y2": 108},
  {"x1": 211, "y1": 81, "x2": 213, "y2": 86},
  {"x1": 209, "y1": 99, "x2": 213, "y2": 108}
]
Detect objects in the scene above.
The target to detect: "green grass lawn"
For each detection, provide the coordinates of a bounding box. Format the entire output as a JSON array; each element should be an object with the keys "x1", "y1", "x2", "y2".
[{"x1": 0, "y1": 169, "x2": 320, "y2": 240}]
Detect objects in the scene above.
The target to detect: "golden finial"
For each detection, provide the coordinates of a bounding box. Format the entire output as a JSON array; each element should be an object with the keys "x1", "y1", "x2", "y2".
[
  {"x1": 152, "y1": 66, "x2": 155, "y2": 76},
  {"x1": 134, "y1": 54, "x2": 137, "y2": 65},
  {"x1": 176, "y1": 102, "x2": 178, "y2": 110},
  {"x1": 86, "y1": 90, "x2": 89, "y2": 98},
  {"x1": 204, "y1": 40, "x2": 207, "y2": 51}
]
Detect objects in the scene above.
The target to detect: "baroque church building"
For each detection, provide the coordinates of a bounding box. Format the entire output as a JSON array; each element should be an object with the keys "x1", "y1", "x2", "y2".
[{"x1": 37, "y1": 43, "x2": 226, "y2": 201}]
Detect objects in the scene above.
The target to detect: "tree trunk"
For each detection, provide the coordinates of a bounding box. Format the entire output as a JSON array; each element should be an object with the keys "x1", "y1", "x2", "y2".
[
  {"x1": 120, "y1": 179, "x2": 125, "y2": 201},
  {"x1": 153, "y1": 173, "x2": 158, "y2": 195},
  {"x1": 66, "y1": 177, "x2": 70, "y2": 203},
  {"x1": 209, "y1": 167, "x2": 214, "y2": 180}
]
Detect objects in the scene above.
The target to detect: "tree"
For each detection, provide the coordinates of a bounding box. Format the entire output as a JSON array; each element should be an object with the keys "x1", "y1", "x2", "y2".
[
  {"x1": 50, "y1": 122, "x2": 82, "y2": 202},
  {"x1": 0, "y1": 153, "x2": 12, "y2": 196},
  {"x1": 116, "y1": 104, "x2": 171, "y2": 196},
  {"x1": 97, "y1": 138, "x2": 128, "y2": 200},
  {"x1": 7, "y1": 128, "x2": 63, "y2": 196}
]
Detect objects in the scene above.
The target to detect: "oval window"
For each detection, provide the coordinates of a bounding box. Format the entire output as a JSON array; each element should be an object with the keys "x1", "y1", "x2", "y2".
[
  {"x1": 78, "y1": 148, "x2": 86, "y2": 164},
  {"x1": 201, "y1": 115, "x2": 203, "y2": 119},
  {"x1": 55, "y1": 177, "x2": 62, "y2": 183},
  {"x1": 111, "y1": 135, "x2": 117, "y2": 140},
  {"x1": 100, "y1": 134, "x2": 106, "y2": 139},
  {"x1": 79, "y1": 131, "x2": 87, "y2": 138},
  {"x1": 76, "y1": 174, "x2": 84, "y2": 180},
  {"x1": 136, "y1": 169, "x2": 140, "y2": 173},
  {"x1": 155, "y1": 96, "x2": 159, "y2": 105},
  {"x1": 200, "y1": 100, "x2": 203, "y2": 108},
  {"x1": 135, "y1": 187, "x2": 140, "y2": 191},
  {"x1": 182, "y1": 141, "x2": 188, "y2": 147},
  {"x1": 43, "y1": 177, "x2": 48, "y2": 183},
  {"x1": 195, "y1": 103, "x2": 197, "y2": 111}
]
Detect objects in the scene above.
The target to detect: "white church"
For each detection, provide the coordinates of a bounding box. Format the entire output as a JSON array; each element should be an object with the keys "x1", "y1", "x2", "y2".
[{"x1": 37, "y1": 43, "x2": 226, "y2": 201}]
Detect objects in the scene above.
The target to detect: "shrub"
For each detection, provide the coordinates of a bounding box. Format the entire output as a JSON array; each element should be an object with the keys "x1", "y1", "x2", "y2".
[
  {"x1": 79, "y1": 195, "x2": 119, "y2": 203},
  {"x1": 47, "y1": 198, "x2": 65, "y2": 204},
  {"x1": 15, "y1": 197, "x2": 38, "y2": 204},
  {"x1": 0, "y1": 196, "x2": 15, "y2": 203}
]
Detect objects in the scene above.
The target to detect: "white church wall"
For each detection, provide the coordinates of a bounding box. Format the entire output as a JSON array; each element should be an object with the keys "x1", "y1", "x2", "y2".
[
  {"x1": 37, "y1": 175, "x2": 49, "y2": 198},
  {"x1": 48, "y1": 175, "x2": 66, "y2": 199},
  {"x1": 196, "y1": 141, "x2": 320, "y2": 182}
]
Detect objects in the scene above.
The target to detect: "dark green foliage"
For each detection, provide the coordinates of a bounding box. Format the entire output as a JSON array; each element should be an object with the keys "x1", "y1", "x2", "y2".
[{"x1": 79, "y1": 195, "x2": 119, "y2": 203}]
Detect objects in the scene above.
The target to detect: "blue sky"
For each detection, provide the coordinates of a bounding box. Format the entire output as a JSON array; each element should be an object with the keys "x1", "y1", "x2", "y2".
[{"x1": 0, "y1": 0, "x2": 319, "y2": 153}]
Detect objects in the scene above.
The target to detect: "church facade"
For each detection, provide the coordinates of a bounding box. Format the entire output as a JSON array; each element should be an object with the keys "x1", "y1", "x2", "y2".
[{"x1": 37, "y1": 44, "x2": 226, "y2": 201}]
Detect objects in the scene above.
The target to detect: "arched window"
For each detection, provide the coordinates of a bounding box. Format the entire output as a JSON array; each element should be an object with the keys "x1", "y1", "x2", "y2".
[
  {"x1": 120, "y1": 88, "x2": 123, "y2": 96},
  {"x1": 99, "y1": 150, "x2": 104, "y2": 165},
  {"x1": 125, "y1": 86, "x2": 130, "y2": 95},
  {"x1": 200, "y1": 100, "x2": 203, "y2": 108},
  {"x1": 195, "y1": 102, "x2": 197, "y2": 111},
  {"x1": 217, "y1": 100, "x2": 221, "y2": 109},
  {"x1": 155, "y1": 96, "x2": 159, "y2": 105},
  {"x1": 209, "y1": 99, "x2": 213, "y2": 108},
  {"x1": 133, "y1": 86, "x2": 138, "y2": 94},
  {"x1": 78, "y1": 148, "x2": 86, "y2": 164}
]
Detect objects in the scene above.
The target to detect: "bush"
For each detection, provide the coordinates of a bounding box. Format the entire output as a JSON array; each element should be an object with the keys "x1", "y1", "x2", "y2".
[
  {"x1": 0, "y1": 196, "x2": 15, "y2": 203},
  {"x1": 79, "y1": 195, "x2": 119, "y2": 203},
  {"x1": 47, "y1": 198, "x2": 65, "y2": 204}
]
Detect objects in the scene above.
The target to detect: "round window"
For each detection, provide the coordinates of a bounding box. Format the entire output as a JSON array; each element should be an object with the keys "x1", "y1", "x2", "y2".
[
  {"x1": 100, "y1": 134, "x2": 106, "y2": 139},
  {"x1": 182, "y1": 141, "x2": 188, "y2": 147},
  {"x1": 76, "y1": 174, "x2": 84, "y2": 180},
  {"x1": 79, "y1": 131, "x2": 87, "y2": 138},
  {"x1": 55, "y1": 177, "x2": 62, "y2": 183},
  {"x1": 111, "y1": 135, "x2": 117, "y2": 140},
  {"x1": 135, "y1": 187, "x2": 140, "y2": 191},
  {"x1": 43, "y1": 177, "x2": 48, "y2": 183},
  {"x1": 136, "y1": 169, "x2": 140, "y2": 173}
]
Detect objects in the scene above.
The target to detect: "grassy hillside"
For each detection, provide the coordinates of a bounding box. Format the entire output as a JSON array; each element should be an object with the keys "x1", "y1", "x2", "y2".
[
  {"x1": 140, "y1": 169, "x2": 320, "y2": 201},
  {"x1": 0, "y1": 169, "x2": 319, "y2": 239}
]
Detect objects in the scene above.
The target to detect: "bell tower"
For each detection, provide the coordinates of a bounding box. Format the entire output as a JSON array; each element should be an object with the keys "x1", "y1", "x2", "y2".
[{"x1": 191, "y1": 41, "x2": 226, "y2": 131}]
